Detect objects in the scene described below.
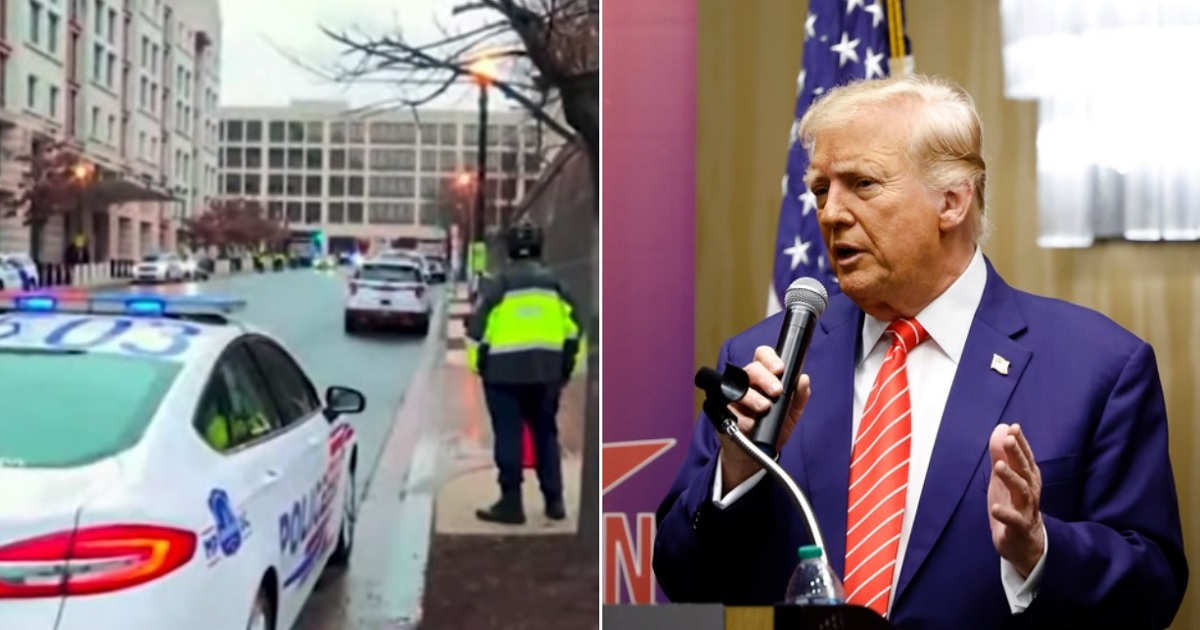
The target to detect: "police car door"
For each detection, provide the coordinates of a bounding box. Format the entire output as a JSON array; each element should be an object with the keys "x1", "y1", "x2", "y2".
[
  {"x1": 244, "y1": 336, "x2": 330, "y2": 625},
  {"x1": 192, "y1": 342, "x2": 295, "y2": 627}
]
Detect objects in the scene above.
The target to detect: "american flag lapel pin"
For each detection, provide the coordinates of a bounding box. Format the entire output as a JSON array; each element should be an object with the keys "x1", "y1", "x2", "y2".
[{"x1": 990, "y1": 354, "x2": 1010, "y2": 376}]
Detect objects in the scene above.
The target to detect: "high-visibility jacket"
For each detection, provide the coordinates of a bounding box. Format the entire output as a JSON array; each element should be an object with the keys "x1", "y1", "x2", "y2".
[{"x1": 466, "y1": 260, "x2": 582, "y2": 384}]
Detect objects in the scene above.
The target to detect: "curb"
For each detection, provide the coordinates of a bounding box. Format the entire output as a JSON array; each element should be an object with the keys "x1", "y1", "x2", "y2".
[{"x1": 344, "y1": 287, "x2": 449, "y2": 628}]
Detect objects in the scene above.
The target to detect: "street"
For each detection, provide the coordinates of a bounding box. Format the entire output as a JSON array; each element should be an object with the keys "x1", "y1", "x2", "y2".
[{"x1": 124, "y1": 267, "x2": 438, "y2": 628}]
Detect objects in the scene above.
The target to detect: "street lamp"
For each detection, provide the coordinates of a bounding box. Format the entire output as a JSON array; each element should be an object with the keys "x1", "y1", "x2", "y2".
[
  {"x1": 69, "y1": 160, "x2": 96, "y2": 262},
  {"x1": 467, "y1": 55, "x2": 497, "y2": 291}
]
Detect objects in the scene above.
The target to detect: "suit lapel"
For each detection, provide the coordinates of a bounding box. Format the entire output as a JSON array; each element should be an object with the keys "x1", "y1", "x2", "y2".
[
  {"x1": 893, "y1": 261, "x2": 1031, "y2": 604},
  {"x1": 797, "y1": 295, "x2": 861, "y2": 578}
]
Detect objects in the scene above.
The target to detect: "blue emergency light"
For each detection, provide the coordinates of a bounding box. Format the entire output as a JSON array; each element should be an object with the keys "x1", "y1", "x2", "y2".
[
  {"x1": 13, "y1": 295, "x2": 58, "y2": 312},
  {"x1": 0, "y1": 291, "x2": 247, "y2": 317}
]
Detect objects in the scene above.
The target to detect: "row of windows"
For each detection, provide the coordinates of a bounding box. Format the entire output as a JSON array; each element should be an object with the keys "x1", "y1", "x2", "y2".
[
  {"x1": 221, "y1": 119, "x2": 540, "y2": 149},
  {"x1": 222, "y1": 173, "x2": 532, "y2": 201},
  {"x1": 258, "y1": 200, "x2": 467, "y2": 226},
  {"x1": 219, "y1": 147, "x2": 542, "y2": 174}
]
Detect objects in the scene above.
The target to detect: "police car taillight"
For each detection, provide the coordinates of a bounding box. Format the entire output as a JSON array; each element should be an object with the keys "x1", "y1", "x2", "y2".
[{"x1": 0, "y1": 525, "x2": 196, "y2": 598}]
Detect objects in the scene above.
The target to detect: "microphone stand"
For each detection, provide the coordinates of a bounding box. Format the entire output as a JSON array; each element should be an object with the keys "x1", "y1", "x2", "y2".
[{"x1": 695, "y1": 365, "x2": 830, "y2": 580}]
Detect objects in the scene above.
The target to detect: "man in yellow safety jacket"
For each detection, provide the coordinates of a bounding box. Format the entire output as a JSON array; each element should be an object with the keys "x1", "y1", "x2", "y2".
[{"x1": 466, "y1": 219, "x2": 582, "y2": 525}]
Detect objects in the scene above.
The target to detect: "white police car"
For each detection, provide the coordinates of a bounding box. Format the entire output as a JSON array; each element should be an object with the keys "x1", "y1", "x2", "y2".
[{"x1": 0, "y1": 291, "x2": 365, "y2": 630}]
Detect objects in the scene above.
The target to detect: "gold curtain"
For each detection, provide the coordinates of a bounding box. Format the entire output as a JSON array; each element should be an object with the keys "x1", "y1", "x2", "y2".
[{"x1": 695, "y1": 1, "x2": 1200, "y2": 626}]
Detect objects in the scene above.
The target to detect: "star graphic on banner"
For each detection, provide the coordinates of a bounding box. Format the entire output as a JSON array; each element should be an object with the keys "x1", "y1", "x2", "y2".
[
  {"x1": 864, "y1": 1, "x2": 885, "y2": 28},
  {"x1": 781, "y1": 174, "x2": 789, "y2": 198},
  {"x1": 783, "y1": 236, "x2": 812, "y2": 271},
  {"x1": 805, "y1": 12, "x2": 817, "y2": 39},
  {"x1": 831, "y1": 32, "x2": 861, "y2": 67},
  {"x1": 796, "y1": 68, "x2": 807, "y2": 94},
  {"x1": 603, "y1": 439, "x2": 676, "y2": 495},
  {"x1": 864, "y1": 47, "x2": 885, "y2": 79},
  {"x1": 846, "y1": 0, "x2": 866, "y2": 15},
  {"x1": 798, "y1": 188, "x2": 818, "y2": 215}
]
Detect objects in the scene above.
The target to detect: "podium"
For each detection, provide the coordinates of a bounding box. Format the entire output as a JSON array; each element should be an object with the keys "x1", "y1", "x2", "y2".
[{"x1": 603, "y1": 604, "x2": 898, "y2": 629}]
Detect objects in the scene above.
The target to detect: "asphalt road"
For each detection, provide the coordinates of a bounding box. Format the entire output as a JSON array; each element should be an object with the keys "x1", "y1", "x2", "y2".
[{"x1": 121, "y1": 268, "x2": 435, "y2": 628}]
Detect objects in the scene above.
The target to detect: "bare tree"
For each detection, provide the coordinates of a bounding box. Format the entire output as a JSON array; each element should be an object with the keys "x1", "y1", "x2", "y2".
[{"x1": 319, "y1": 0, "x2": 600, "y2": 550}]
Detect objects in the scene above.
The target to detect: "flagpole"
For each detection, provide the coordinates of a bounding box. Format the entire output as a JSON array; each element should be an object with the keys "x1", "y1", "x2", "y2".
[{"x1": 887, "y1": 0, "x2": 906, "y2": 76}]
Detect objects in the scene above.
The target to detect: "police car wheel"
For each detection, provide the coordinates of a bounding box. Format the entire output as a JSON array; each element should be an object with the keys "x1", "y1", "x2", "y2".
[
  {"x1": 328, "y1": 467, "x2": 357, "y2": 567},
  {"x1": 247, "y1": 587, "x2": 274, "y2": 630}
]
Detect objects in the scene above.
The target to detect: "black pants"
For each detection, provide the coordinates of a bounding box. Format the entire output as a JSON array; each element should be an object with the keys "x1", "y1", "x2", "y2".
[{"x1": 483, "y1": 382, "x2": 563, "y2": 502}]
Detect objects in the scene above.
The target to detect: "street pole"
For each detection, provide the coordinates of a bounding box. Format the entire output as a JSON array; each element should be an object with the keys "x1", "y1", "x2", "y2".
[{"x1": 471, "y1": 80, "x2": 489, "y2": 294}]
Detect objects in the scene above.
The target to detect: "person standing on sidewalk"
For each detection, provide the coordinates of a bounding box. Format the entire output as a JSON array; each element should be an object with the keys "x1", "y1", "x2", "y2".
[{"x1": 466, "y1": 219, "x2": 582, "y2": 525}]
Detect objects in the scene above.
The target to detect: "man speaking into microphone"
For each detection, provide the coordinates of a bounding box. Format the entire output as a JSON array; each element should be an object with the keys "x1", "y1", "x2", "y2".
[{"x1": 653, "y1": 74, "x2": 1187, "y2": 629}]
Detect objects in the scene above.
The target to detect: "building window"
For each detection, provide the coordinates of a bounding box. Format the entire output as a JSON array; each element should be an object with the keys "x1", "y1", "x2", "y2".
[
  {"x1": 28, "y1": 1, "x2": 41, "y2": 45},
  {"x1": 139, "y1": 76, "x2": 147, "y2": 107},
  {"x1": 328, "y1": 202, "x2": 345, "y2": 223},
  {"x1": 26, "y1": 74, "x2": 37, "y2": 109},
  {"x1": 304, "y1": 202, "x2": 321, "y2": 224},
  {"x1": 286, "y1": 202, "x2": 301, "y2": 223},
  {"x1": 268, "y1": 148, "x2": 284, "y2": 169},
  {"x1": 47, "y1": 11, "x2": 58, "y2": 53},
  {"x1": 48, "y1": 85, "x2": 58, "y2": 117},
  {"x1": 107, "y1": 114, "x2": 114, "y2": 142},
  {"x1": 285, "y1": 175, "x2": 302, "y2": 196},
  {"x1": 245, "y1": 120, "x2": 262, "y2": 142},
  {"x1": 106, "y1": 53, "x2": 114, "y2": 88},
  {"x1": 107, "y1": 8, "x2": 116, "y2": 44},
  {"x1": 93, "y1": 0, "x2": 103, "y2": 36},
  {"x1": 330, "y1": 123, "x2": 346, "y2": 143},
  {"x1": 92, "y1": 44, "x2": 102, "y2": 81},
  {"x1": 305, "y1": 176, "x2": 321, "y2": 196},
  {"x1": 305, "y1": 148, "x2": 321, "y2": 169},
  {"x1": 347, "y1": 176, "x2": 364, "y2": 196},
  {"x1": 141, "y1": 36, "x2": 149, "y2": 67},
  {"x1": 347, "y1": 202, "x2": 364, "y2": 223},
  {"x1": 306, "y1": 122, "x2": 323, "y2": 143},
  {"x1": 286, "y1": 148, "x2": 303, "y2": 169},
  {"x1": 245, "y1": 148, "x2": 262, "y2": 169},
  {"x1": 268, "y1": 121, "x2": 284, "y2": 142},
  {"x1": 244, "y1": 174, "x2": 261, "y2": 195},
  {"x1": 225, "y1": 120, "x2": 243, "y2": 142}
]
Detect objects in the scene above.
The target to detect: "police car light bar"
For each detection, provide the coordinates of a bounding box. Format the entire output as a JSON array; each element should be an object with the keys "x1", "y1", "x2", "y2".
[{"x1": 0, "y1": 291, "x2": 247, "y2": 317}]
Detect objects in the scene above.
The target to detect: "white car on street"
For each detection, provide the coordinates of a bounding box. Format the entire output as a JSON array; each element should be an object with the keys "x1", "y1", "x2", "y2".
[
  {"x1": 133, "y1": 253, "x2": 187, "y2": 284},
  {"x1": 344, "y1": 258, "x2": 431, "y2": 334},
  {"x1": 0, "y1": 291, "x2": 365, "y2": 630}
]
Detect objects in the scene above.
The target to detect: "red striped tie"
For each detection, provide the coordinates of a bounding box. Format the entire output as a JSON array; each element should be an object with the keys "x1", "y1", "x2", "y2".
[{"x1": 844, "y1": 318, "x2": 929, "y2": 616}]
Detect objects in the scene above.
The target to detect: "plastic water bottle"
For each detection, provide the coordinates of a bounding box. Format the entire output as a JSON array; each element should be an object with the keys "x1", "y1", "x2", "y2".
[{"x1": 784, "y1": 545, "x2": 846, "y2": 605}]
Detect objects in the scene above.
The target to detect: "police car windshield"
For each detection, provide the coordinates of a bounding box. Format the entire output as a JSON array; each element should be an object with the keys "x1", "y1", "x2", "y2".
[
  {"x1": 0, "y1": 350, "x2": 181, "y2": 468},
  {"x1": 360, "y1": 265, "x2": 421, "y2": 283}
]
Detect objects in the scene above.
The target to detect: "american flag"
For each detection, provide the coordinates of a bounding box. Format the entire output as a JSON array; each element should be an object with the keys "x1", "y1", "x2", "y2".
[{"x1": 767, "y1": 0, "x2": 910, "y2": 314}]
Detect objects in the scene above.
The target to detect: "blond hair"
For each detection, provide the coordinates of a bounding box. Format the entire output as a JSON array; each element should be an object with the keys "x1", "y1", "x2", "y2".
[{"x1": 797, "y1": 74, "x2": 990, "y2": 244}]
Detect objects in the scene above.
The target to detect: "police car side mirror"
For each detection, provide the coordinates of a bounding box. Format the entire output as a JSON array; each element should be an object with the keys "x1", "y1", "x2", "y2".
[{"x1": 323, "y1": 385, "x2": 366, "y2": 421}]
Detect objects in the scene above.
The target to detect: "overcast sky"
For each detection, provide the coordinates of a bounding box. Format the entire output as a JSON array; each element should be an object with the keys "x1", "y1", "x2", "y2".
[{"x1": 217, "y1": 0, "x2": 504, "y2": 111}]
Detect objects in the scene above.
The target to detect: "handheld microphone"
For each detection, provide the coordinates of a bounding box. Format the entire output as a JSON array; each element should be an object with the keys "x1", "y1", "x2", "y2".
[{"x1": 750, "y1": 277, "x2": 829, "y2": 457}]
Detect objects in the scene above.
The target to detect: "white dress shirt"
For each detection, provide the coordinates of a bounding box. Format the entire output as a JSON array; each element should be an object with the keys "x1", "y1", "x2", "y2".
[{"x1": 712, "y1": 247, "x2": 1045, "y2": 613}]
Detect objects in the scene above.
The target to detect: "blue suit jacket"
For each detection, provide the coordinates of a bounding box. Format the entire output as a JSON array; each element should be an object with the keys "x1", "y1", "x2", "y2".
[{"x1": 654, "y1": 260, "x2": 1187, "y2": 629}]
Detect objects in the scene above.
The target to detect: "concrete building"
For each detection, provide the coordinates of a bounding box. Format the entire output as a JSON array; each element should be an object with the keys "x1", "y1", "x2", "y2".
[
  {"x1": 0, "y1": 0, "x2": 221, "y2": 262},
  {"x1": 216, "y1": 100, "x2": 549, "y2": 254}
]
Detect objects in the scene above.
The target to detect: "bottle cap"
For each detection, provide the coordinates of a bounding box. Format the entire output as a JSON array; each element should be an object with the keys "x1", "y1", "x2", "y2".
[{"x1": 797, "y1": 545, "x2": 823, "y2": 560}]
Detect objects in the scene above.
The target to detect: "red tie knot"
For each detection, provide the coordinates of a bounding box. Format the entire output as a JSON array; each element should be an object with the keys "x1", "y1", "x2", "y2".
[{"x1": 886, "y1": 318, "x2": 928, "y2": 353}]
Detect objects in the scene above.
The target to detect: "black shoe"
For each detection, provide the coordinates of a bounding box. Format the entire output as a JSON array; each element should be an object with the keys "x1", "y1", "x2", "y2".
[
  {"x1": 545, "y1": 499, "x2": 567, "y2": 521},
  {"x1": 475, "y1": 498, "x2": 526, "y2": 525}
]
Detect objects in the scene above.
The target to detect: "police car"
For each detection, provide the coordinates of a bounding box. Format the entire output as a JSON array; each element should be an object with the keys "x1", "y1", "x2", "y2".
[
  {"x1": 344, "y1": 258, "x2": 432, "y2": 334},
  {"x1": 0, "y1": 291, "x2": 365, "y2": 630}
]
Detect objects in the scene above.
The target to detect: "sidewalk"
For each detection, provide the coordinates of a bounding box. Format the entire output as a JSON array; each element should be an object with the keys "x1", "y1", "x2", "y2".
[{"x1": 419, "y1": 283, "x2": 597, "y2": 629}]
